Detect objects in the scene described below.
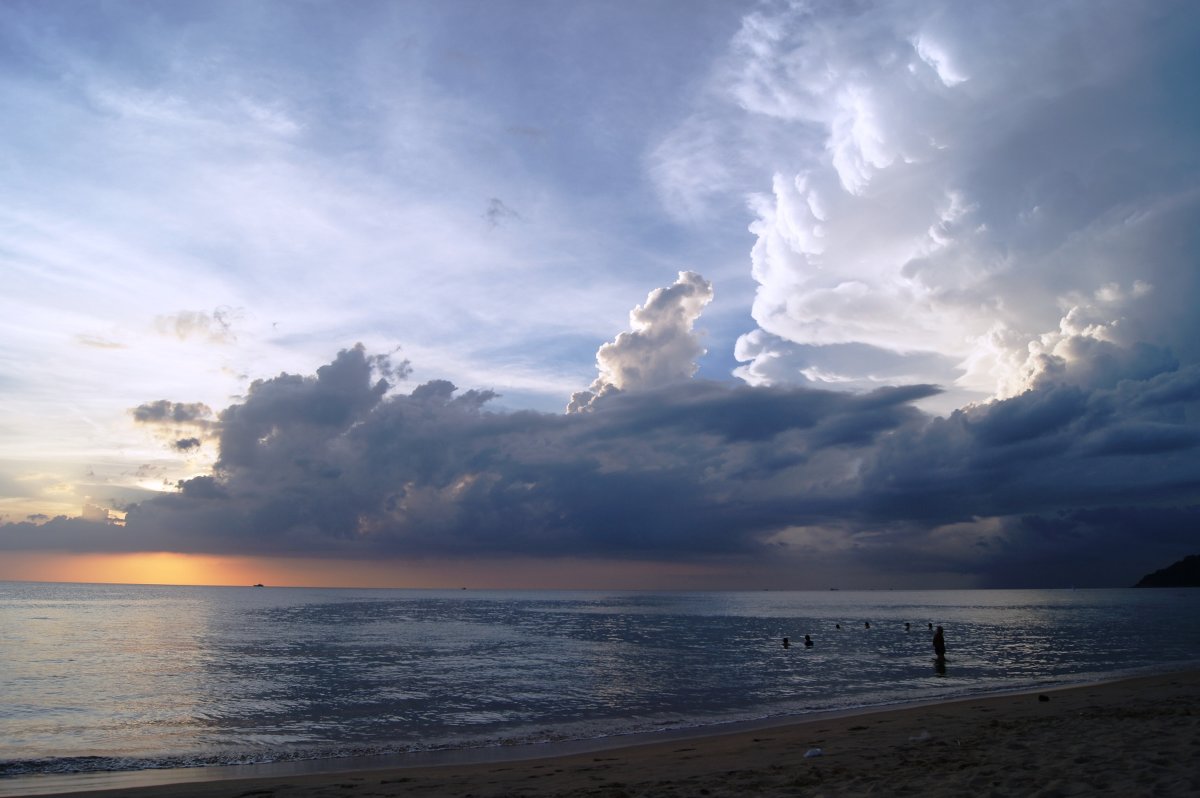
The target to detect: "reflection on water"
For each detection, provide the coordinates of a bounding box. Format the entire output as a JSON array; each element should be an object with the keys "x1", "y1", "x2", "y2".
[
  {"x1": 1, "y1": 584, "x2": 1198, "y2": 776},
  {"x1": 1, "y1": 583, "x2": 216, "y2": 759}
]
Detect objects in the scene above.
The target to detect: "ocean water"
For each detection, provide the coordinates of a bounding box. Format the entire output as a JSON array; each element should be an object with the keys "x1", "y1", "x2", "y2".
[{"x1": 1, "y1": 583, "x2": 1198, "y2": 783}]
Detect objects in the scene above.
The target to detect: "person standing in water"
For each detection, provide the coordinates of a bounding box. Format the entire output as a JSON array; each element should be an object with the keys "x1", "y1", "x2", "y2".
[{"x1": 932, "y1": 625, "x2": 946, "y2": 662}]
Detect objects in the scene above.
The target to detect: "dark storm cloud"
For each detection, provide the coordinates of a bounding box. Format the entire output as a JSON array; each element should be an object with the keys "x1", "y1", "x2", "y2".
[
  {"x1": 2, "y1": 345, "x2": 929, "y2": 558},
  {"x1": 580, "y1": 381, "x2": 938, "y2": 445},
  {"x1": 974, "y1": 507, "x2": 1200, "y2": 588},
  {"x1": 856, "y1": 365, "x2": 1200, "y2": 527},
  {"x1": 3, "y1": 342, "x2": 1198, "y2": 586},
  {"x1": 214, "y1": 345, "x2": 391, "y2": 470}
]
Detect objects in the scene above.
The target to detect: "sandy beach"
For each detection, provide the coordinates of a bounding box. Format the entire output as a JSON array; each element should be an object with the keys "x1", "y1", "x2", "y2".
[{"x1": 8, "y1": 669, "x2": 1197, "y2": 798}]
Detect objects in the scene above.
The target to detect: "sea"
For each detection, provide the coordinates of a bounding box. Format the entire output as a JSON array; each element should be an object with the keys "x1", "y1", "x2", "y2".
[{"x1": 2, "y1": 582, "x2": 1198, "y2": 791}]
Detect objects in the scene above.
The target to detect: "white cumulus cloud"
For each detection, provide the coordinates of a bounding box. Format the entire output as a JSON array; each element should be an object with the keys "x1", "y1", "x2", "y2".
[
  {"x1": 568, "y1": 271, "x2": 714, "y2": 412},
  {"x1": 654, "y1": 0, "x2": 1200, "y2": 411}
]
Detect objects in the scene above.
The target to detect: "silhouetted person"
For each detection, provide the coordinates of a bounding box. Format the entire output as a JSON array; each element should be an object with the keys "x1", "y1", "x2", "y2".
[
  {"x1": 864, "y1": 621, "x2": 871, "y2": 629},
  {"x1": 933, "y1": 625, "x2": 946, "y2": 662},
  {"x1": 804, "y1": 634, "x2": 813, "y2": 647},
  {"x1": 836, "y1": 623, "x2": 842, "y2": 630},
  {"x1": 782, "y1": 637, "x2": 790, "y2": 648},
  {"x1": 928, "y1": 622, "x2": 933, "y2": 630},
  {"x1": 905, "y1": 622, "x2": 911, "y2": 631}
]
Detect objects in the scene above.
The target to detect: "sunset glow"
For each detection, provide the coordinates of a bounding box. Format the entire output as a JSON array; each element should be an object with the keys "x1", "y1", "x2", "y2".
[
  {"x1": 0, "y1": 552, "x2": 736, "y2": 590},
  {"x1": 0, "y1": 552, "x2": 261, "y2": 587}
]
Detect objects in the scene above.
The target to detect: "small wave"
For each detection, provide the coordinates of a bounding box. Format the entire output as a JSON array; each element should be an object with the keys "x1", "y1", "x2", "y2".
[{"x1": 0, "y1": 747, "x2": 404, "y2": 778}]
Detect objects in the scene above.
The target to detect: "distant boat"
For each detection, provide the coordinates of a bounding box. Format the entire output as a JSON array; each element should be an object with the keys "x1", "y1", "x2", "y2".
[{"x1": 252, "y1": 583, "x2": 264, "y2": 588}]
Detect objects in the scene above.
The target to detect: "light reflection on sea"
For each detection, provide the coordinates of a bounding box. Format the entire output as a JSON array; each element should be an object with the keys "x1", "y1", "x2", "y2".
[{"x1": 1, "y1": 583, "x2": 1197, "y2": 779}]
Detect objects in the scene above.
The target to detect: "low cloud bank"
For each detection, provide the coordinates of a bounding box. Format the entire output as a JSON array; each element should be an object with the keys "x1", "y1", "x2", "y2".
[{"x1": 5, "y1": 323, "x2": 1198, "y2": 586}]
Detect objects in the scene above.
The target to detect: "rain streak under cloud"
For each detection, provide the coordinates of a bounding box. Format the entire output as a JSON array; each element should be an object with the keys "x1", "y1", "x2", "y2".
[{"x1": 2, "y1": 0, "x2": 1199, "y2": 588}]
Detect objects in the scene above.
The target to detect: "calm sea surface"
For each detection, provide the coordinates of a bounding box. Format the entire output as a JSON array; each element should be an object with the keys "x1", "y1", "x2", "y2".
[{"x1": 2, "y1": 583, "x2": 1198, "y2": 781}]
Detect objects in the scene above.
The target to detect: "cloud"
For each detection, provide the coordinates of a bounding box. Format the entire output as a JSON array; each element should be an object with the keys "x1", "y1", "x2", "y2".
[
  {"x1": 75, "y1": 334, "x2": 126, "y2": 350},
  {"x1": 2, "y1": 2, "x2": 1198, "y2": 589},
  {"x1": 4, "y1": 331, "x2": 1197, "y2": 586},
  {"x1": 80, "y1": 504, "x2": 110, "y2": 523},
  {"x1": 131, "y1": 400, "x2": 216, "y2": 454},
  {"x1": 131, "y1": 401, "x2": 214, "y2": 425},
  {"x1": 653, "y1": 0, "x2": 1200, "y2": 405},
  {"x1": 1, "y1": 0, "x2": 699, "y2": 446},
  {"x1": 734, "y1": 328, "x2": 961, "y2": 391},
  {"x1": 153, "y1": 308, "x2": 242, "y2": 344},
  {"x1": 43, "y1": 348, "x2": 941, "y2": 561},
  {"x1": 483, "y1": 198, "x2": 522, "y2": 229},
  {"x1": 568, "y1": 271, "x2": 714, "y2": 412}
]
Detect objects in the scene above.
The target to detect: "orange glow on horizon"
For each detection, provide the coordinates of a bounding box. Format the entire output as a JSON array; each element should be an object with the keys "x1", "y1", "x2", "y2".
[
  {"x1": 0, "y1": 551, "x2": 739, "y2": 590},
  {"x1": 0, "y1": 552, "x2": 266, "y2": 587}
]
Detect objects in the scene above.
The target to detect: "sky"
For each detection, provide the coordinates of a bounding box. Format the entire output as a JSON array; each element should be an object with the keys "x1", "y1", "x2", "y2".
[{"x1": 2, "y1": 0, "x2": 1198, "y2": 589}]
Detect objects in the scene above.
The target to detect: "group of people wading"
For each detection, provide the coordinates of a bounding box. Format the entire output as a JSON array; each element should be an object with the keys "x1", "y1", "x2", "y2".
[{"x1": 782, "y1": 623, "x2": 949, "y2": 673}]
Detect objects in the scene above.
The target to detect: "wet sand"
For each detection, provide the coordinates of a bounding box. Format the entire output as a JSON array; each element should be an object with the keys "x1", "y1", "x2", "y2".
[{"x1": 12, "y1": 669, "x2": 1200, "y2": 797}]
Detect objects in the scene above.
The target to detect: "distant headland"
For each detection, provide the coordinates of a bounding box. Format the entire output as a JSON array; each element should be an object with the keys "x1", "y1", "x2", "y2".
[{"x1": 1133, "y1": 555, "x2": 1200, "y2": 587}]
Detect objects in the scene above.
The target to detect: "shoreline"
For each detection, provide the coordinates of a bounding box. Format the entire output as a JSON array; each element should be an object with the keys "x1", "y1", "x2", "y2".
[{"x1": 5, "y1": 668, "x2": 1198, "y2": 797}]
